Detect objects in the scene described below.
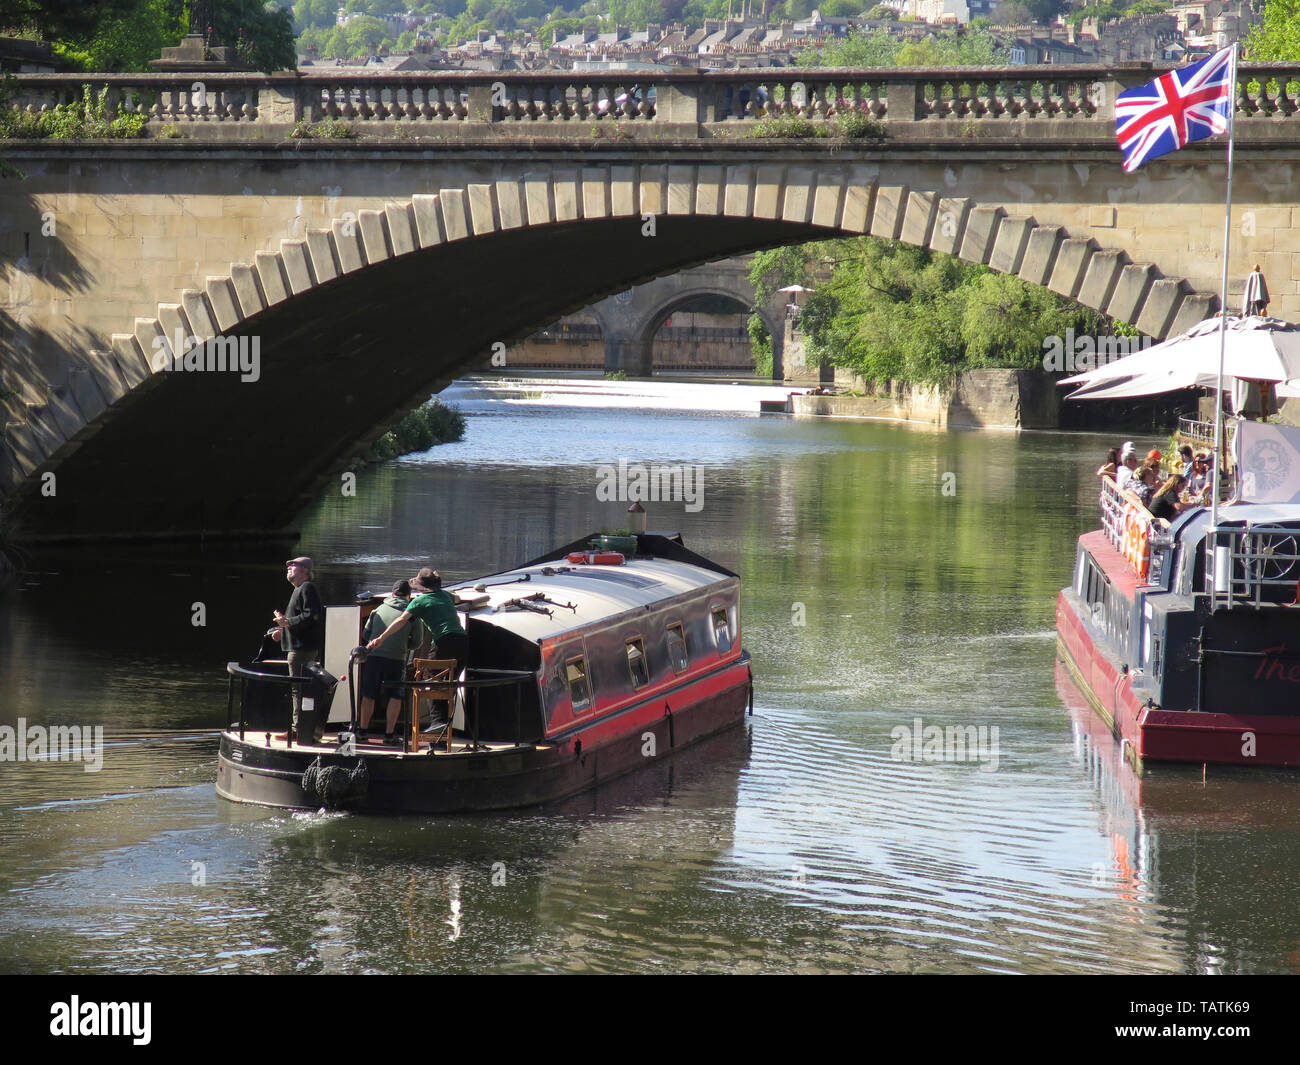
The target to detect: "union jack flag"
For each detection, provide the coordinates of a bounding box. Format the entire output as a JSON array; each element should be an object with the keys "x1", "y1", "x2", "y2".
[{"x1": 1115, "y1": 46, "x2": 1234, "y2": 173}]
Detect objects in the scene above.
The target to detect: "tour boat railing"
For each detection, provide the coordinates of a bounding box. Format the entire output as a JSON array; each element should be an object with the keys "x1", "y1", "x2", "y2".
[
  {"x1": 1204, "y1": 524, "x2": 1300, "y2": 610},
  {"x1": 1099, "y1": 475, "x2": 1155, "y2": 581}
]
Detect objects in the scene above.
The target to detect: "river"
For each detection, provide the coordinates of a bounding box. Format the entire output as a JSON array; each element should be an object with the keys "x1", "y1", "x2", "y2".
[{"x1": 1, "y1": 376, "x2": 1297, "y2": 974}]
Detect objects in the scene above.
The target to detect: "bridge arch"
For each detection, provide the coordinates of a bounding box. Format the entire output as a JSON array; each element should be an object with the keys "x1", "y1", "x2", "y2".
[
  {"x1": 590, "y1": 264, "x2": 783, "y2": 376},
  {"x1": 4, "y1": 162, "x2": 1216, "y2": 538}
]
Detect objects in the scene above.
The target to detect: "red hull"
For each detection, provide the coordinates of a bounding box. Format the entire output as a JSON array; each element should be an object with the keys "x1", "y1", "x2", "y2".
[{"x1": 1057, "y1": 589, "x2": 1300, "y2": 769}]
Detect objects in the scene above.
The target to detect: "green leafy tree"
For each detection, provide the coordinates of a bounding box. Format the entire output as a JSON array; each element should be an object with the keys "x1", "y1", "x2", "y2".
[
  {"x1": 206, "y1": 0, "x2": 297, "y2": 71},
  {"x1": 338, "y1": 15, "x2": 391, "y2": 56},
  {"x1": 1247, "y1": 0, "x2": 1300, "y2": 60},
  {"x1": 293, "y1": 0, "x2": 338, "y2": 30},
  {"x1": 53, "y1": 0, "x2": 186, "y2": 71},
  {"x1": 799, "y1": 27, "x2": 901, "y2": 66},
  {"x1": 748, "y1": 245, "x2": 811, "y2": 304},
  {"x1": 961, "y1": 272, "x2": 1106, "y2": 369},
  {"x1": 0, "y1": 0, "x2": 139, "y2": 40},
  {"x1": 792, "y1": 238, "x2": 1112, "y2": 386}
]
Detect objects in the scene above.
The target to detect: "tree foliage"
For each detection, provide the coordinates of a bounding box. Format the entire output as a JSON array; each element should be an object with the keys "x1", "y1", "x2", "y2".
[
  {"x1": 52, "y1": 0, "x2": 185, "y2": 71},
  {"x1": 1246, "y1": 0, "x2": 1300, "y2": 61},
  {"x1": 794, "y1": 238, "x2": 1113, "y2": 386},
  {"x1": 749, "y1": 245, "x2": 812, "y2": 304},
  {"x1": 802, "y1": 25, "x2": 1003, "y2": 67},
  {"x1": 0, "y1": 0, "x2": 139, "y2": 40}
]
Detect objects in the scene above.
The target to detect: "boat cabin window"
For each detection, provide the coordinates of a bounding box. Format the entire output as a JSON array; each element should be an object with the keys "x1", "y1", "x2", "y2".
[
  {"x1": 625, "y1": 637, "x2": 650, "y2": 689},
  {"x1": 566, "y1": 656, "x2": 592, "y2": 713},
  {"x1": 712, "y1": 608, "x2": 731, "y2": 654},
  {"x1": 666, "y1": 623, "x2": 688, "y2": 674}
]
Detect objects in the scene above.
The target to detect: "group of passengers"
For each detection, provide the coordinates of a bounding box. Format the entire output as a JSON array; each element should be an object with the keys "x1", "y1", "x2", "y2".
[
  {"x1": 358, "y1": 566, "x2": 469, "y2": 745},
  {"x1": 1096, "y1": 440, "x2": 1217, "y2": 523},
  {"x1": 268, "y1": 559, "x2": 468, "y2": 747}
]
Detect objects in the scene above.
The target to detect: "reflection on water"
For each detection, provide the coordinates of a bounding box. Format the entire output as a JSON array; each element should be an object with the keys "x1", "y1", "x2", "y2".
[{"x1": 2, "y1": 379, "x2": 1299, "y2": 972}]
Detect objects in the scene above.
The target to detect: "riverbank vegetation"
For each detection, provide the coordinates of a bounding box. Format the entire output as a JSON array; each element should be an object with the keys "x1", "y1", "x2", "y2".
[
  {"x1": 356, "y1": 398, "x2": 465, "y2": 465},
  {"x1": 752, "y1": 238, "x2": 1138, "y2": 388}
]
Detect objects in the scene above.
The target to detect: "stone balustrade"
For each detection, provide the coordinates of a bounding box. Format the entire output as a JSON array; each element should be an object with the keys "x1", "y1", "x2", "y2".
[{"x1": 0, "y1": 65, "x2": 1297, "y2": 140}]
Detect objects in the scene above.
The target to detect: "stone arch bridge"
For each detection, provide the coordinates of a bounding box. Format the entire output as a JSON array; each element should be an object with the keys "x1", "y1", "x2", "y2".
[
  {"x1": 2, "y1": 64, "x2": 1300, "y2": 538},
  {"x1": 584, "y1": 257, "x2": 779, "y2": 375}
]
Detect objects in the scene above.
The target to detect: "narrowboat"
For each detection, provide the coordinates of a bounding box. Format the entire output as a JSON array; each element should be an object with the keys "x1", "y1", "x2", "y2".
[
  {"x1": 217, "y1": 532, "x2": 752, "y2": 812},
  {"x1": 1056, "y1": 433, "x2": 1300, "y2": 770}
]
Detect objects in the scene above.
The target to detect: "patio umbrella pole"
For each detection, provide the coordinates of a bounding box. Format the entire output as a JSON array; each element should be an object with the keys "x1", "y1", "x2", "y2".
[{"x1": 1210, "y1": 41, "x2": 1240, "y2": 533}]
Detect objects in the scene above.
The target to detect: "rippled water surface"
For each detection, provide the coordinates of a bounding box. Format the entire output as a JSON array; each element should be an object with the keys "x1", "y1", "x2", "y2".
[{"x1": 4, "y1": 377, "x2": 1300, "y2": 974}]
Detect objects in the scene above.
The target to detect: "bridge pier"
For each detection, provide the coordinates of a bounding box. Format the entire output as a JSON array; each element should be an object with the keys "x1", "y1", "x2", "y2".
[{"x1": 604, "y1": 334, "x2": 654, "y2": 376}]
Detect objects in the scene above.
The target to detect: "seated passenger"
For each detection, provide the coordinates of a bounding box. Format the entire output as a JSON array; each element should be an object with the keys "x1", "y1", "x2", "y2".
[
  {"x1": 1149, "y1": 473, "x2": 1187, "y2": 522},
  {"x1": 1134, "y1": 462, "x2": 1160, "y2": 506},
  {"x1": 1096, "y1": 447, "x2": 1120, "y2": 481},
  {"x1": 359, "y1": 580, "x2": 427, "y2": 744},
  {"x1": 1116, "y1": 446, "x2": 1139, "y2": 491}
]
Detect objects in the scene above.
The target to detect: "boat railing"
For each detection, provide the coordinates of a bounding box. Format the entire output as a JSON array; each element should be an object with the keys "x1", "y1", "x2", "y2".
[
  {"x1": 225, "y1": 661, "x2": 537, "y2": 752},
  {"x1": 1099, "y1": 475, "x2": 1155, "y2": 581},
  {"x1": 1176, "y1": 416, "x2": 1236, "y2": 460},
  {"x1": 1204, "y1": 524, "x2": 1300, "y2": 609}
]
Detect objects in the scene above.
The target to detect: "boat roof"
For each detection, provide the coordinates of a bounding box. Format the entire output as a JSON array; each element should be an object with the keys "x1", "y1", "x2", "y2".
[{"x1": 447, "y1": 555, "x2": 734, "y2": 644}]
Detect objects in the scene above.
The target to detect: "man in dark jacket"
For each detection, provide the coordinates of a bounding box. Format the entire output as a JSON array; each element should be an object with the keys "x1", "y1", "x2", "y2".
[{"x1": 272, "y1": 555, "x2": 325, "y2": 743}]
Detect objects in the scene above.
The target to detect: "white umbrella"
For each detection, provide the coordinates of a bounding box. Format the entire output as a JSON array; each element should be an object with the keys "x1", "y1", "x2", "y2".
[
  {"x1": 1065, "y1": 369, "x2": 1209, "y2": 400},
  {"x1": 778, "y1": 285, "x2": 812, "y2": 292},
  {"x1": 1060, "y1": 316, "x2": 1300, "y2": 397}
]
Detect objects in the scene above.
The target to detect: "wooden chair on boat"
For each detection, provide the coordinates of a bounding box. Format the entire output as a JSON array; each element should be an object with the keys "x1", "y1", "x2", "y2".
[{"x1": 411, "y1": 658, "x2": 457, "y2": 753}]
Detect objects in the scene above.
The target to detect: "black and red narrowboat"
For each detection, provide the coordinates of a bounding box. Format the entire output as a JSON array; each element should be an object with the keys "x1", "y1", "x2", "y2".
[
  {"x1": 1057, "y1": 454, "x2": 1300, "y2": 770},
  {"x1": 217, "y1": 532, "x2": 753, "y2": 812}
]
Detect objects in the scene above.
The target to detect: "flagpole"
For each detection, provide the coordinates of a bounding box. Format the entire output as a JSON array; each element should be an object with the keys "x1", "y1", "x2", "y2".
[{"x1": 1210, "y1": 41, "x2": 1238, "y2": 534}]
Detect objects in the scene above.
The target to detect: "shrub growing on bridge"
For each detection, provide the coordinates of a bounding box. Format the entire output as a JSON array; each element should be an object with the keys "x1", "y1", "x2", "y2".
[{"x1": 0, "y1": 84, "x2": 147, "y2": 140}]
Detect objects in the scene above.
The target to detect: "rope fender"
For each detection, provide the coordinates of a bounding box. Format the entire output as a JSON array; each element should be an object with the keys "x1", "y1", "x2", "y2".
[{"x1": 302, "y1": 756, "x2": 370, "y2": 807}]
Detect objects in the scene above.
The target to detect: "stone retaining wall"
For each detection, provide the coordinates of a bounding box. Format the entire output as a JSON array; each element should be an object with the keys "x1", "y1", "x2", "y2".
[{"x1": 793, "y1": 369, "x2": 1061, "y2": 429}]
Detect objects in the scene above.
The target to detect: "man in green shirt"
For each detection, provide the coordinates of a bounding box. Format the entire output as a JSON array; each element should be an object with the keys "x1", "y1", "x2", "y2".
[{"x1": 366, "y1": 567, "x2": 468, "y2": 678}]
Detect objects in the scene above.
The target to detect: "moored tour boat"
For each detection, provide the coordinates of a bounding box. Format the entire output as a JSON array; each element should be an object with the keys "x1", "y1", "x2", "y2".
[
  {"x1": 1057, "y1": 420, "x2": 1300, "y2": 769},
  {"x1": 217, "y1": 532, "x2": 752, "y2": 813}
]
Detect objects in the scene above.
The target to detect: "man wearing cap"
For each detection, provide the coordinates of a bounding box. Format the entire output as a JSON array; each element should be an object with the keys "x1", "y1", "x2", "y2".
[
  {"x1": 272, "y1": 556, "x2": 326, "y2": 743},
  {"x1": 366, "y1": 567, "x2": 468, "y2": 679},
  {"x1": 358, "y1": 579, "x2": 428, "y2": 744}
]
